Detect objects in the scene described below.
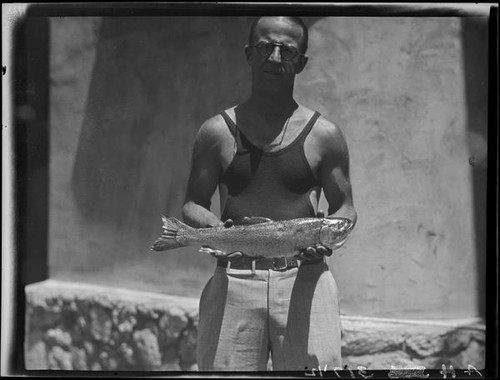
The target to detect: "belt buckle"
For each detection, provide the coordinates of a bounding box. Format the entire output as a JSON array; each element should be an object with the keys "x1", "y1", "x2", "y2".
[{"x1": 272, "y1": 257, "x2": 288, "y2": 271}]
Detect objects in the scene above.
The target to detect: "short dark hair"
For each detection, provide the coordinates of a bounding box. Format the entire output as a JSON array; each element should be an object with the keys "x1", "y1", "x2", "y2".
[{"x1": 248, "y1": 16, "x2": 309, "y2": 54}]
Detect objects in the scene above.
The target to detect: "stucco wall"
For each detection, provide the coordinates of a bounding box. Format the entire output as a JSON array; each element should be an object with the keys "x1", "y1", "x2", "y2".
[
  {"x1": 48, "y1": 17, "x2": 487, "y2": 319},
  {"x1": 49, "y1": 17, "x2": 253, "y2": 298},
  {"x1": 294, "y1": 17, "x2": 487, "y2": 319}
]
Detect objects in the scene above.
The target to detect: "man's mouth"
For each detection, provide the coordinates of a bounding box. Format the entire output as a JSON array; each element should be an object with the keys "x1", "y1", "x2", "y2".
[{"x1": 263, "y1": 69, "x2": 282, "y2": 75}]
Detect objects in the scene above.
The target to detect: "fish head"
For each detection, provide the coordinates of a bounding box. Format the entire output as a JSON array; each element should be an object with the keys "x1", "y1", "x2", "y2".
[{"x1": 319, "y1": 218, "x2": 355, "y2": 249}]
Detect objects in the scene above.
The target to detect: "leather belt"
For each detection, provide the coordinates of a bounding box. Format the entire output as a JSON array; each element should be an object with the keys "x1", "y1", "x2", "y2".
[{"x1": 217, "y1": 256, "x2": 323, "y2": 271}]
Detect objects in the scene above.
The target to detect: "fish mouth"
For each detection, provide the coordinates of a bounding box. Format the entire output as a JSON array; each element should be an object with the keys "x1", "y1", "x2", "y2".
[
  {"x1": 322, "y1": 217, "x2": 353, "y2": 229},
  {"x1": 319, "y1": 217, "x2": 355, "y2": 247}
]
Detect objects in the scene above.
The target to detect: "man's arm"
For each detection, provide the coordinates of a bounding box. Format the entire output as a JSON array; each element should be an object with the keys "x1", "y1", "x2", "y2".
[
  {"x1": 182, "y1": 117, "x2": 243, "y2": 259},
  {"x1": 319, "y1": 121, "x2": 357, "y2": 226},
  {"x1": 301, "y1": 119, "x2": 357, "y2": 259},
  {"x1": 182, "y1": 118, "x2": 225, "y2": 228}
]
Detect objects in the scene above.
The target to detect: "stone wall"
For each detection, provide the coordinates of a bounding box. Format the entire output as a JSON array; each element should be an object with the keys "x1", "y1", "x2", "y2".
[
  {"x1": 25, "y1": 280, "x2": 485, "y2": 371},
  {"x1": 25, "y1": 280, "x2": 198, "y2": 371}
]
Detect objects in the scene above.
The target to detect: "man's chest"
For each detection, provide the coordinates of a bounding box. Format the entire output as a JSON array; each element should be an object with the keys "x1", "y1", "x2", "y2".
[
  {"x1": 219, "y1": 128, "x2": 323, "y2": 181},
  {"x1": 218, "y1": 110, "x2": 323, "y2": 177}
]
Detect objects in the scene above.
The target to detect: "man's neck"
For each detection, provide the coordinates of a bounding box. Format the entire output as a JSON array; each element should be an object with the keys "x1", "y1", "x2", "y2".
[
  {"x1": 246, "y1": 72, "x2": 300, "y2": 115},
  {"x1": 246, "y1": 96, "x2": 298, "y2": 117},
  {"x1": 247, "y1": 87, "x2": 298, "y2": 117}
]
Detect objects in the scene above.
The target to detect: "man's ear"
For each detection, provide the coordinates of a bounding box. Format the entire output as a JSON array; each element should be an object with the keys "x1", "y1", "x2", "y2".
[
  {"x1": 296, "y1": 55, "x2": 309, "y2": 74},
  {"x1": 244, "y1": 45, "x2": 253, "y2": 63}
]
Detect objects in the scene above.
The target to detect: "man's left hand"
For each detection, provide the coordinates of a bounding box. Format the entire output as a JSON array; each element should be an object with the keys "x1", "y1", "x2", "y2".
[{"x1": 297, "y1": 210, "x2": 333, "y2": 261}]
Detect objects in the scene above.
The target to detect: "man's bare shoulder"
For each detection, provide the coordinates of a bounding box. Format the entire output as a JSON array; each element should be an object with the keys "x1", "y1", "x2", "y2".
[
  {"x1": 315, "y1": 115, "x2": 343, "y2": 138},
  {"x1": 307, "y1": 112, "x2": 349, "y2": 159},
  {"x1": 297, "y1": 104, "x2": 341, "y2": 135},
  {"x1": 304, "y1": 109, "x2": 345, "y2": 143},
  {"x1": 196, "y1": 112, "x2": 233, "y2": 145},
  {"x1": 199, "y1": 113, "x2": 229, "y2": 135}
]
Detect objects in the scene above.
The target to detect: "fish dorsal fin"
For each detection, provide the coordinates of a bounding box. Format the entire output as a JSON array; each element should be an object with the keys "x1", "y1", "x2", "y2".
[
  {"x1": 161, "y1": 215, "x2": 190, "y2": 232},
  {"x1": 239, "y1": 216, "x2": 273, "y2": 225}
]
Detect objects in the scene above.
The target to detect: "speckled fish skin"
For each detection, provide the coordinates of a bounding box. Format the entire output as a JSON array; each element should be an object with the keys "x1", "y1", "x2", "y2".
[{"x1": 151, "y1": 216, "x2": 354, "y2": 258}]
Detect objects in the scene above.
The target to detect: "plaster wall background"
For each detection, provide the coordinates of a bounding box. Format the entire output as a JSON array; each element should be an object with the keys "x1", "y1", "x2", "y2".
[{"x1": 48, "y1": 16, "x2": 488, "y2": 320}]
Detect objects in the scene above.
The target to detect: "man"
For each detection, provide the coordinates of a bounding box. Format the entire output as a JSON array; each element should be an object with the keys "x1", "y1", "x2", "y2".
[{"x1": 182, "y1": 16, "x2": 357, "y2": 371}]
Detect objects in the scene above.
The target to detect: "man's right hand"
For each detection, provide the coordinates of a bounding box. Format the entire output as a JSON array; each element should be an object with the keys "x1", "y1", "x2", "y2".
[
  {"x1": 297, "y1": 210, "x2": 333, "y2": 261},
  {"x1": 222, "y1": 219, "x2": 234, "y2": 228},
  {"x1": 207, "y1": 219, "x2": 234, "y2": 229}
]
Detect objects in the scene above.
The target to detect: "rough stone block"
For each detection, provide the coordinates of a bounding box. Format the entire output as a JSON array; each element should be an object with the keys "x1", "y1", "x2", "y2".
[
  {"x1": 83, "y1": 341, "x2": 95, "y2": 358},
  {"x1": 161, "y1": 346, "x2": 181, "y2": 371},
  {"x1": 25, "y1": 340, "x2": 47, "y2": 370},
  {"x1": 159, "y1": 307, "x2": 188, "y2": 345},
  {"x1": 118, "y1": 342, "x2": 136, "y2": 366},
  {"x1": 68, "y1": 319, "x2": 86, "y2": 345},
  {"x1": 47, "y1": 346, "x2": 73, "y2": 370},
  {"x1": 469, "y1": 328, "x2": 486, "y2": 344},
  {"x1": 30, "y1": 307, "x2": 61, "y2": 329},
  {"x1": 133, "y1": 328, "x2": 162, "y2": 370},
  {"x1": 118, "y1": 314, "x2": 137, "y2": 330},
  {"x1": 45, "y1": 328, "x2": 72, "y2": 349},
  {"x1": 342, "y1": 328, "x2": 405, "y2": 355},
  {"x1": 162, "y1": 346, "x2": 179, "y2": 362},
  {"x1": 90, "y1": 362, "x2": 102, "y2": 371},
  {"x1": 445, "y1": 328, "x2": 472, "y2": 353},
  {"x1": 344, "y1": 350, "x2": 416, "y2": 369},
  {"x1": 456, "y1": 340, "x2": 485, "y2": 369},
  {"x1": 179, "y1": 327, "x2": 197, "y2": 368},
  {"x1": 161, "y1": 362, "x2": 182, "y2": 371},
  {"x1": 186, "y1": 364, "x2": 199, "y2": 371},
  {"x1": 89, "y1": 305, "x2": 113, "y2": 343},
  {"x1": 405, "y1": 332, "x2": 446, "y2": 358},
  {"x1": 412, "y1": 356, "x2": 443, "y2": 369},
  {"x1": 102, "y1": 356, "x2": 119, "y2": 371},
  {"x1": 70, "y1": 347, "x2": 88, "y2": 370}
]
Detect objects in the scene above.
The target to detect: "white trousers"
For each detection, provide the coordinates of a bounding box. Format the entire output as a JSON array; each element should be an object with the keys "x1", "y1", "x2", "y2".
[{"x1": 197, "y1": 261, "x2": 342, "y2": 371}]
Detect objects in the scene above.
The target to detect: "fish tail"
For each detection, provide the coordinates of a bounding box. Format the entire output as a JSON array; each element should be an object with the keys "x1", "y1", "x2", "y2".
[{"x1": 151, "y1": 215, "x2": 193, "y2": 252}]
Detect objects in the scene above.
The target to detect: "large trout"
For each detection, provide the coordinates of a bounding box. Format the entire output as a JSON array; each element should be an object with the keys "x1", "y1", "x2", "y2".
[{"x1": 151, "y1": 216, "x2": 354, "y2": 258}]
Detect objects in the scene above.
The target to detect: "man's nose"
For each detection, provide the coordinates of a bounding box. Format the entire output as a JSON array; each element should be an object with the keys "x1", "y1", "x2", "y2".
[{"x1": 268, "y1": 45, "x2": 282, "y2": 63}]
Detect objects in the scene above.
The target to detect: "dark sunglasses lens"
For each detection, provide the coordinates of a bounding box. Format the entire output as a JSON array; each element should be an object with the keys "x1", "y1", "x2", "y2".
[
  {"x1": 257, "y1": 42, "x2": 273, "y2": 56},
  {"x1": 281, "y1": 46, "x2": 298, "y2": 60},
  {"x1": 255, "y1": 42, "x2": 300, "y2": 60}
]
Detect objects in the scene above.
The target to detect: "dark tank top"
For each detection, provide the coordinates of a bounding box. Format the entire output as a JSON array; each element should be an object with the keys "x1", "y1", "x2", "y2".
[{"x1": 220, "y1": 110, "x2": 321, "y2": 224}]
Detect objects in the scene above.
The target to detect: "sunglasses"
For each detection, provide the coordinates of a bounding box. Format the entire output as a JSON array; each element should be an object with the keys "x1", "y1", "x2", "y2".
[{"x1": 249, "y1": 41, "x2": 305, "y2": 61}]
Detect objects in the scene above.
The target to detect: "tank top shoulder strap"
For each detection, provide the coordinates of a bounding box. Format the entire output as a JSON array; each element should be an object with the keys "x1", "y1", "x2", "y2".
[
  {"x1": 220, "y1": 110, "x2": 257, "y2": 152},
  {"x1": 220, "y1": 110, "x2": 237, "y2": 138},
  {"x1": 221, "y1": 109, "x2": 321, "y2": 153},
  {"x1": 299, "y1": 111, "x2": 321, "y2": 141},
  {"x1": 220, "y1": 110, "x2": 245, "y2": 152}
]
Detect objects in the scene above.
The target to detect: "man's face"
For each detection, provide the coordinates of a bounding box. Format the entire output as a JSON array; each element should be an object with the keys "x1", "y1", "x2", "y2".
[{"x1": 246, "y1": 17, "x2": 308, "y2": 78}]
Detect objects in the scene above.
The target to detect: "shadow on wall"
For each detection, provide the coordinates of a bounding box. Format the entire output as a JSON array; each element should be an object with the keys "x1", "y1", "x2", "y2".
[
  {"x1": 461, "y1": 17, "x2": 488, "y2": 319},
  {"x1": 70, "y1": 17, "x2": 261, "y2": 234},
  {"x1": 70, "y1": 17, "x2": 322, "y2": 236}
]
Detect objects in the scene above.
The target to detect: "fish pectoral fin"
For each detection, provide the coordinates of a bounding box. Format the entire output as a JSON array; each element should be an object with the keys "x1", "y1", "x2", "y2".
[
  {"x1": 226, "y1": 251, "x2": 243, "y2": 259},
  {"x1": 198, "y1": 247, "x2": 216, "y2": 254},
  {"x1": 199, "y1": 246, "x2": 235, "y2": 258},
  {"x1": 240, "y1": 216, "x2": 273, "y2": 225},
  {"x1": 199, "y1": 246, "x2": 224, "y2": 254}
]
